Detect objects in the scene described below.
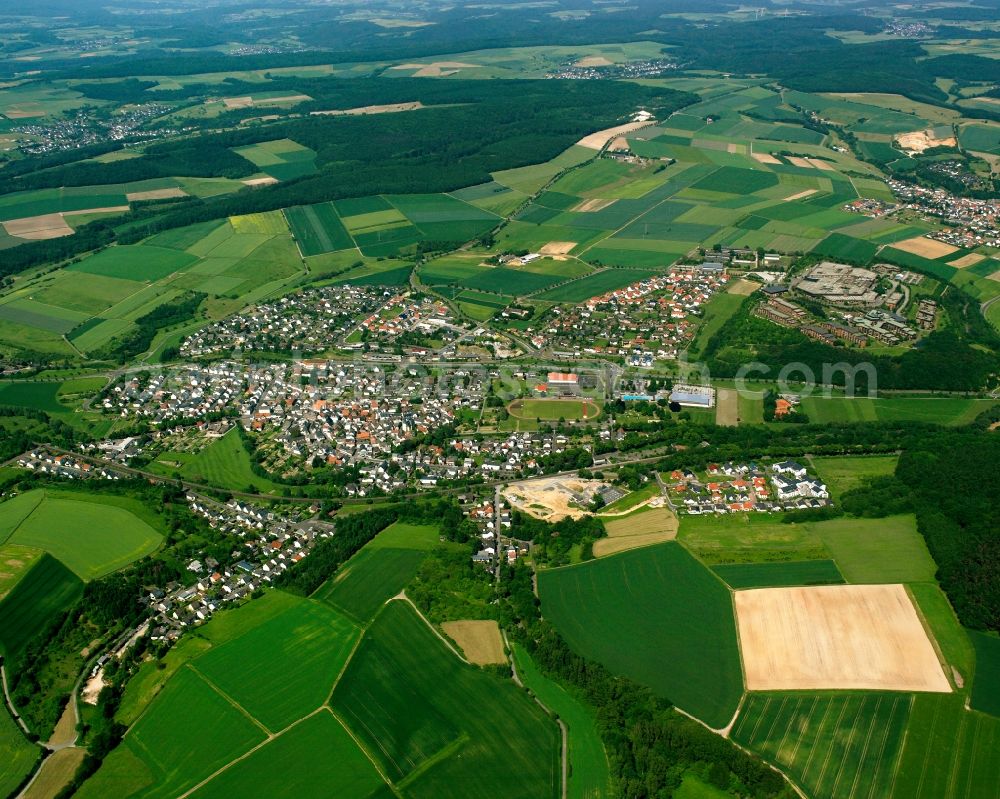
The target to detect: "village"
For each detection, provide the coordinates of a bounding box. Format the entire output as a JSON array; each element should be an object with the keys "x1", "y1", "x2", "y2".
[{"x1": 667, "y1": 459, "x2": 830, "y2": 514}]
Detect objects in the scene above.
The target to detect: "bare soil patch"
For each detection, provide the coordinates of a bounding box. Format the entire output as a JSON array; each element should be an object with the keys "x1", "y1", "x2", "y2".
[
  {"x1": 751, "y1": 151, "x2": 781, "y2": 165},
  {"x1": 62, "y1": 206, "x2": 129, "y2": 216},
  {"x1": 783, "y1": 188, "x2": 817, "y2": 202},
  {"x1": 311, "y1": 102, "x2": 425, "y2": 117},
  {"x1": 896, "y1": 128, "x2": 957, "y2": 154},
  {"x1": 575, "y1": 55, "x2": 614, "y2": 67},
  {"x1": 893, "y1": 235, "x2": 959, "y2": 259},
  {"x1": 948, "y1": 252, "x2": 985, "y2": 268},
  {"x1": 126, "y1": 188, "x2": 188, "y2": 202},
  {"x1": 736, "y1": 583, "x2": 951, "y2": 692},
  {"x1": 442, "y1": 620, "x2": 506, "y2": 665},
  {"x1": 806, "y1": 158, "x2": 835, "y2": 171},
  {"x1": 572, "y1": 198, "x2": 618, "y2": 213},
  {"x1": 391, "y1": 61, "x2": 479, "y2": 77},
  {"x1": 242, "y1": 176, "x2": 279, "y2": 187},
  {"x1": 503, "y1": 475, "x2": 608, "y2": 522},
  {"x1": 4, "y1": 213, "x2": 73, "y2": 239},
  {"x1": 540, "y1": 240, "x2": 578, "y2": 255},
  {"x1": 578, "y1": 120, "x2": 654, "y2": 151}
]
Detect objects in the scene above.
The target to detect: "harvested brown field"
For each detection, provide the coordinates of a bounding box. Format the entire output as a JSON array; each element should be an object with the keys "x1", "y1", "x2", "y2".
[
  {"x1": 540, "y1": 241, "x2": 578, "y2": 255},
  {"x1": 948, "y1": 252, "x2": 985, "y2": 268},
  {"x1": 572, "y1": 198, "x2": 617, "y2": 213},
  {"x1": 785, "y1": 156, "x2": 814, "y2": 169},
  {"x1": 726, "y1": 142, "x2": 744, "y2": 154},
  {"x1": 596, "y1": 506, "x2": 678, "y2": 557},
  {"x1": 893, "y1": 235, "x2": 959, "y2": 259},
  {"x1": 126, "y1": 188, "x2": 188, "y2": 202},
  {"x1": 48, "y1": 701, "x2": 77, "y2": 748},
  {"x1": 3, "y1": 213, "x2": 73, "y2": 239},
  {"x1": 896, "y1": 128, "x2": 957, "y2": 154},
  {"x1": 62, "y1": 206, "x2": 129, "y2": 216},
  {"x1": 578, "y1": 120, "x2": 654, "y2": 151},
  {"x1": 608, "y1": 136, "x2": 630, "y2": 152},
  {"x1": 574, "y1": 55, "x2": 614, "y2": 67},
  {"x1": 783, "y1": 188, "x2": 817, "y2": 202},
  {"x1": 751, "y1": 151, "x2": 781, "y2": 165},
  {"x1": 716, "y1": 388, "x2": 739, "y2": 426},
  {"x1": 442, "y1": 620, "x2": 506, "y2": 665},
  {"x1": 22, "y1": 748, "x2": 85, "y2": 799},
  {"x1": 222, "y1": 96, "x2": 253, "y2": 109},
  {"x1": 735, "y1": 583, "x2": 951, "y2": 692},
  {"x1": 242, "y1": 176, "x2": 279, "y2": 186},
  {"x1": 806, "y1": 158, "x2": 835, "y2": 171},
  {"x1": 391, "y1": 61, "x2": 479, "y2": 77},
  {"x1": 727, "y1": 278, "x2": 758, "y2": 296},
  {"x1": 311, "y1": 101, "x2": 425, "y2": 117}
]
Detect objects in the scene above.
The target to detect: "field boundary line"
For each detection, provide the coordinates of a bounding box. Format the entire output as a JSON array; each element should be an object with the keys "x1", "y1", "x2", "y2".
[
  {"x1": 393, "y1": 593, "x2": 469, "y2": 664},
  {"x1": 329, "y1": 707, "x2": 404, "y2": 797},
  {"x1": 174, "y1": 708, "x2": 323, "y2": 799},
  {"x1": 186, "y1": 664, "x2": 272, "y2": 737},
  {"x1": 324, "y1": 626, "x2": 365, "y2": 704}
]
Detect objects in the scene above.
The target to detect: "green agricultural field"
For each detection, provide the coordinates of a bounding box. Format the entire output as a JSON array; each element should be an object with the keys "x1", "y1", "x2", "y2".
[
  {"x1": 285, "y1": 202, "x2": 355, "y2": 256},
  {"x1": 79, "y1": 667, "x2": 269, "y2": 799},
  {"x1": 0, "y1": 542, "x2": 42, "y2": 598},
  {"x1": 508, "y1": 399, "x2": 601, "y2": 421},
  {"x1": 891, "y1": 694, "x2": 1000, "y2": 799},
  {"x1": 459, "y1": 267, "x2": 563, "y2": 295},
  {"x1": 969, "y1": 632, "x2": 1000, "y2": 717},
  {"x1": 0, "y1": 553, "x2": 82, "y2": 667},
  {"x1": 732, "y1": 692, "x2": 912, "y2": 799},
  {"x1": 189, "y1": 710, "x2": 391, "y2": 799},
  {"x1": 534, "y1": 269, "x2": 655, "y2": 302},
  {"x1": 0, "y1": 489, "x2": 163, "y2": 581},
  {"x1": 813, "y1": 515, "x2": 937, "y2": 584},
  {"x1": 333, "y1": 264, "x2": 413, "y2": 287},
  {"x1": 0, "y1": 700, "x2": 37, "y2": 799},
  {"x1": 194, "y1": 600, "x2": 360, "y2": 732},
  {"x1": 332, "y1": 600, "x2": 560, "y2": 799},
  {"x1": 511, "y1": 644, "x2": 612, "y2": 799},
  {"x1": 317, "y1": 522, "x2": 439, "y2": 624},
  {"x1": 712, "y1": 559, "x2": 844, "y2": 589},
  {"x1": 179, "y1": 428, "x2": 276, "y2": 493},
  {"x1": 809, "y1": 454, "x2": 899, "y2": 500},
  {"x1": 0, "y1": 381, "x2": 65, "y2": 413},
  {"x1": 537, "y1": 543, "x2": 743, "y2": 728},
  {"x1": 68, "y1": 245, "x2": 197, "y2": 282},
  {"x1": 801, "y1": 397, "x2": 996, "y2": 426}
]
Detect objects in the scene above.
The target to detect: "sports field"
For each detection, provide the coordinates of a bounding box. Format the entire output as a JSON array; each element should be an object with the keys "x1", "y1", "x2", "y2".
[
  {"x1": 0, "y1": 489, "x2": 163, "y2": 580},
  {"x1": 332, "y1": 600, "x2": 560, "y2": 798},
  {"x1": 538, "y1": 543, "x2": 743, "y2": 728},
  {"x1": 508, "y1": 398, "x2": 601, "y2": 421},
  {"x1": 732, "y1": 692, "x2": 913, "y2": 799},
  {"x1": 511, "y1": 644, "x2": 613, "y2": 799},
  {"x1": 316, "y1": 521, "x2": 439, "y2": 623}
]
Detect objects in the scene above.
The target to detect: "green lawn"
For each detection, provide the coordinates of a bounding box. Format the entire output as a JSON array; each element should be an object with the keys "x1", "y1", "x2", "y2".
[
  {"x1": 511, "y1": 644, "x2": 613, "y2": 799},
  {"x1": 332, "y1": 600, "x2": 560, "y2": 799},
  {"x1": 180, "y1": 428, "x2": 276, "y2": 493},
  {"x1": 810, "y1": 454, "x2": 899, "y2": 500},
  {"x1": 813, "y1": 515, "x2": 937, "y2": 583},
  {"x1": 0, "y1": 489, "x2": 163, "y2": 581},
  {"x1": 538, "y1": 543, "x2": 743, "y2": 728},
  {"x1": 316, "y1": 522, "x2": 439, "y2": 624}
]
